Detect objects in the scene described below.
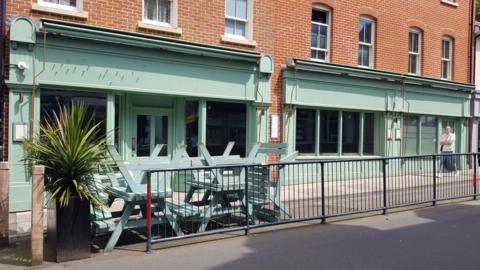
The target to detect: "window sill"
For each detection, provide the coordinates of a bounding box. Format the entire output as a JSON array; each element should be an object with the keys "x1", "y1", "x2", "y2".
[
  {"x1": 440, "y1": 0, "x2": 459, "y2": 7},
  {"x1": 31, "y1": 3, "x2": 88, "y2": 19},
  {"x1": 137, "y1": 21, "x2": 182, "y2": 35},
  {"x1": 221, "y1": 35, "x2": 257, "y2": 47}
]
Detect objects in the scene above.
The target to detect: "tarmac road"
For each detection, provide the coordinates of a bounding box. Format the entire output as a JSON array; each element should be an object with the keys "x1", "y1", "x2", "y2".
[{"x1": 26, "y1": 199, "x2": 480, "y2": 270}]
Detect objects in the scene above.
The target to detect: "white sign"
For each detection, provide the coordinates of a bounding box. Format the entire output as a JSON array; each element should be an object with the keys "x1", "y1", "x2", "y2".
[
  {"x1": 271, "y1": 114, "x2": 279, "y2": 139},
  {"x1": 13, "y1": 123, "x2": 29, "y2": 142}
]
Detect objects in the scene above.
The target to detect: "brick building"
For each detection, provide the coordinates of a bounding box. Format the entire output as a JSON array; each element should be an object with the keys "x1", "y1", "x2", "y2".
[{"x1": 0, "y1": 0, "x2": 476, "y2": 211}]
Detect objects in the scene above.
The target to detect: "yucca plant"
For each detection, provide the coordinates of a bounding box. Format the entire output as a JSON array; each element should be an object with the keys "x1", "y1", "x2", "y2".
[{"x1": 23, "y1": 102, "x2": 106, "y2": 207}]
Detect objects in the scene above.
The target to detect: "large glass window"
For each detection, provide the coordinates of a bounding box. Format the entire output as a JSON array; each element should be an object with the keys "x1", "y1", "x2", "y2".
[
  {"x1": 295, "y1": 108, "x2": 376, "y2": 156},
  {"x1": 206, "y1": 101, "x2": 246, "y2": 156},
  {"x1": 441, "y1": 36, "x2": 453, "y2": 80},
  {"x1": 403, "y1": 116, "x2": 418, "y2": 155},
  {"x1": 408, "y1": 28, "x2": 422, "y2": 75},
  {"x1": 311, "y1": 7, "x2": 330, "y2": 62},
  {"x1": 40, "y1": 90, "x2": 107, "y2": 139},
  {"x1": 295, "y1": 109, "x2": 316, "y2": 154},
  {"x1": 358, "y1": 17, "x2": 375, "y2": 68},
  {"x1": 185, "y1": 101, "x2": 199, "y2": 157},
  {"x1": 420, "y1": 116, "x2": 437, "y2": 154},
  {"x1": 320, "y1": 110, "x2": 339, "y2": 154},
  {"x1": 363, "y1": 113, "x2": 375, "y2": 155},
  {"x1": 342, "y1": 112, "x2": 359, "y2": 154},
  {"x1": 225, "y1": 0, "x2": 250, "y2": 38},
  {"x1": 136, "y1": 114, "x2": 169, "y2": 157}
]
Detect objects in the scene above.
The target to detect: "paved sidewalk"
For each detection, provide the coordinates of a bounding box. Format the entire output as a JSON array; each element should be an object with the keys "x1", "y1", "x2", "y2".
[{"x1": 1, "y1": 199, "x2": 478, "y2": 270}]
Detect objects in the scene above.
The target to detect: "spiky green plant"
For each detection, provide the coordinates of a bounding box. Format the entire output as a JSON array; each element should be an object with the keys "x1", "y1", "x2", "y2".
[{"x1": 23, "y1": 102, "x2": 106, "y2": 207}]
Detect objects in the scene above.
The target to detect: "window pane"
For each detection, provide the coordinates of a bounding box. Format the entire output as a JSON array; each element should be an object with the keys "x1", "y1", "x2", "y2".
[
  {"x1": 358, "y1": 21, "x2": 365, "y2": 43},
  {"x1": 420, "y1": 116, "x2": 437, "y2": 154},
  {"x1": 364, "y1": 21, "x2": 372, "y2": 44},
  {"x1": 158, "y1": 0, "x2": 171, "y2": 23},
  {"x1": 358, "y1": 44, "x2": 370, "y2": 67},
  {"x1": 319, "y1": 25, "x2": 328, "y2": 49},
  {"x1": 409, "y1": 54, "x2": 418, "y2": 74},
  {"x1": 236, "y1": 0, "x2": 247, "y2": 19},
  {"x1": 403, "y1": 116, "x2": 418, "y2": 155},
  {"x1": 154, "y1": 116, "x2": 169, "y2": 156},
  {"x1": 311, "y1": 33, "x2": 319, "y2": 48},
  {"x1": 40, "y1": 90, "x2": 107, "y2": 140},
  {"x1": 145, "y1": 0, "x2": 158, "y2": 21},
  {"x1": 206, "y1": 101, "x2": 246, "y2": 157},
  {"x1": 186, "y1": 101, "x2": 199, "y2": 157},
  {"x1": 136, "y1": 115, "x2": 151, "y2": 157},
  {"x1": 311, "y1": 50, "x2": 317, "y2": 59},
  {"x1": 225, "y1": 19, "x2": 235, "y2": 35},
  {"x1": 320, "y1": 110, "x2": 339, "y2": 154},
  {"x1": 317, "y1": 51, "x2": 326, "y2": 60},
  {"x1": 235, "y1": 21, "x2": 246, "y2": 37},
  {"x1": 312, "y1": 9, "x2": 327, "y2": 24},
  {"x1": 442, "y1": 39, "x2": 451, "y2": 59},
  {"x1": 363, "y1": 113, "x2": 375, "y2": 155},
  {"x1": 342, "y1": 112, "x2": 360, "y2": 154},
  {"x1": 226, "y1": 0, "x2": 236, "y2": 17},
  {"x1": 413, "y1": 33, "x2": 419, "y2": 52},
  {"x1": 442, "y1": 60, "x2": 450, "y2": 79},
  {"x1": 296, "y1": 109, "x2": 316, "y2": 154}
]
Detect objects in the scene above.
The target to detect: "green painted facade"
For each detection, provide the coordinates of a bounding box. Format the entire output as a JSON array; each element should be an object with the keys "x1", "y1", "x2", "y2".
[
  {"x1": 6, "y1": 17, "x2": 272, "y2": 212},
  {"x1": 283, "y1": 59, "x2": 474, "y2": 158}
]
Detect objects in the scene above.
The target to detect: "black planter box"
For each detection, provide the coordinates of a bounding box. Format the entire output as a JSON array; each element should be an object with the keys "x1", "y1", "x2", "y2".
[{"x1": 47, "y1": 198, "x2": 91, "y2": 262}]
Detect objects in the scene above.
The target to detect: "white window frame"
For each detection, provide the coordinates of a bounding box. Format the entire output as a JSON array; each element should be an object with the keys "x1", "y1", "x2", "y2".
[
  {"x1": 310, "y1": 5, "x2": 331, "y2": 62},
  {"x1": 358, "y1": 16, "x2": 375, "y2": 68},
  {"x1": 224, "y1": 0, "x2": 253, "y2": 40},
  {"x1": 38, "y1": 0, "x2": 82, "y2": 11},
  {"x1": 441, "y1": 36, "x2": 453, "y2": 80},
  {"x1": 142, "y1": 0, "x2": 178, "y2": 28},
  {"x1": 408, "y1": 28, "x2": 422, "y2": 75}
]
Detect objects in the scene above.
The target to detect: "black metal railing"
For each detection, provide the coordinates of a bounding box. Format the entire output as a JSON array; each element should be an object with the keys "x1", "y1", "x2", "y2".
[{"x1": 145, "y1": 153, "x2": 479, "y2": 252}]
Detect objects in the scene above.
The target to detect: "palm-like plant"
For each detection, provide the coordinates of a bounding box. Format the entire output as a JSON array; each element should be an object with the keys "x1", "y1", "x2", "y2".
[{"x1": 23, "y1": 102, "x2": 106, "y2": 207}]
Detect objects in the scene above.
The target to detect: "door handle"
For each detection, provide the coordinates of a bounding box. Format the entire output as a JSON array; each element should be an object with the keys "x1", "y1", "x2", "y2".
[{"x1": 132, "y1": 137, "x2": 136, "y2": 157}]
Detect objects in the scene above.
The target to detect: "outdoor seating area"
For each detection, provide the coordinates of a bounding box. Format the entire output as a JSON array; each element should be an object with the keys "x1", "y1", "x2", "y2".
[{"x1": 91, "y1": 143, "x2": 298, "y2": 252}]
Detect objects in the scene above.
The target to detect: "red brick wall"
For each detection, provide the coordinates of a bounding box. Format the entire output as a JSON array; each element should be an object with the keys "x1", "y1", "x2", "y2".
[
  {"x1": 4, "y1": 0, "x2": 474, "y2": 147},
  {"x1": 270, "y1": 0, "x2": 473, "y2": 141}
]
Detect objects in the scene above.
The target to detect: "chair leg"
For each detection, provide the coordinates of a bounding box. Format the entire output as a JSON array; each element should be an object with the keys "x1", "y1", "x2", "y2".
[
  {"x1": 104, "y1": 202, "x2": 135, "y2": 253},
  {"x1": 163, "y1": 204, "x2": 184, "y2": 236}
]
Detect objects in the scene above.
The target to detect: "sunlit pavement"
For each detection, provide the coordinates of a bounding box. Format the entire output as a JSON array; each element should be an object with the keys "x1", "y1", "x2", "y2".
[{"x1": 0, "y1": 199, "x2": 474, "y2": 270}]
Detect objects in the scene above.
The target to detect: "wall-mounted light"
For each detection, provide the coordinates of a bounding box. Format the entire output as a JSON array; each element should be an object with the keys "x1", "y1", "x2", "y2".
[{"x1": 16, "y1": 61, "x2": 29, "y2": 71}]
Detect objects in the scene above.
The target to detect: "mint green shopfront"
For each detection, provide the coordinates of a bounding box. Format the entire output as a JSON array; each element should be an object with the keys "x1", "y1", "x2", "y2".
[
  {"x1": 6, "y1": 17, "x2": 273, "y2": 212},
  {"x1": 283, "y1": 59, "x2": 474, "y2": 161}
]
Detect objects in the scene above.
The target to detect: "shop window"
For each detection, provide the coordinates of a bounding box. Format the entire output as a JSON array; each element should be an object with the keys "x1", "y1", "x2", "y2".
[
  {"x1": 136, "y1": 115, "x2": 169, "y2": 157},
  {"x1": 363, "y1": 113, "x2": 375, "y2": 155},
  {"x1": 342, "y1": 111, "x2": 360, "y2": 154},
  {"x1": 206, "y1": 101, "x2": 246, "y2": 157},
  {"x1": 420, "y1": 116, "x2": 437, "y2": 154},
  {"x1": 114, "y1": 96, "x2": 121, "y2": 151},
  {"x1": 403, "y1": 116, "x2": 418, "y2": 155},
  {"x1": 296, "y1": 108, "x2": 316, "y2": 154},
  {"x1": 320, "y1": 110, "x2": 339, "y2": 154},
  {"x1": 185, "y1": 101, "x2": 199, "y2": 157},
  {"x1": 40, "y1": 90, "x2": 107, "y2": 139}
]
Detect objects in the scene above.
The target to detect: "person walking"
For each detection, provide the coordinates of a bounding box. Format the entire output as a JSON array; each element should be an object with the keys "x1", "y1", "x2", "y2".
[{"x1": 439, "y1": 126, "x2": 456, "y2": 175}]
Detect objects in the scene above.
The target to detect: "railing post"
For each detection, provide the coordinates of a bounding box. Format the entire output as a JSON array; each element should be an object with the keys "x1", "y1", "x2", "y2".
[
  {"x1": 433, "y1": 155, "x2": 437, "y2": 206},
  {"x1": 382, "y1": 159, "x2": 387, "y2": 215},
  {"x1": 321, "y1": 162, "x2": 326, "y2": 224},
  {"x1": 0, "y1": 162, "x2": 9, "y2": 247},
  {"x1": 244, "y1": 165, "x2": 249, "y2": 235},
  {"x1": 31, "y1": 165, "x2": 45, "y2": 266},
  {"x1": 474, "y1": 153, "x2": 477, "y2": 200},
  {"x1": 146, "y1": 171, "x2": 152, "y2": 253}
]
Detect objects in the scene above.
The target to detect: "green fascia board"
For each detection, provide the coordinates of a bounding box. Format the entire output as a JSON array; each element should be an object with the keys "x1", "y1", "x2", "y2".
[
  {"x1": 40, "y1": 18, "x2": 261, "y2": 63},
  {"x1": 288, "y1": 58, "x2": 475, "y2": 93}
]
